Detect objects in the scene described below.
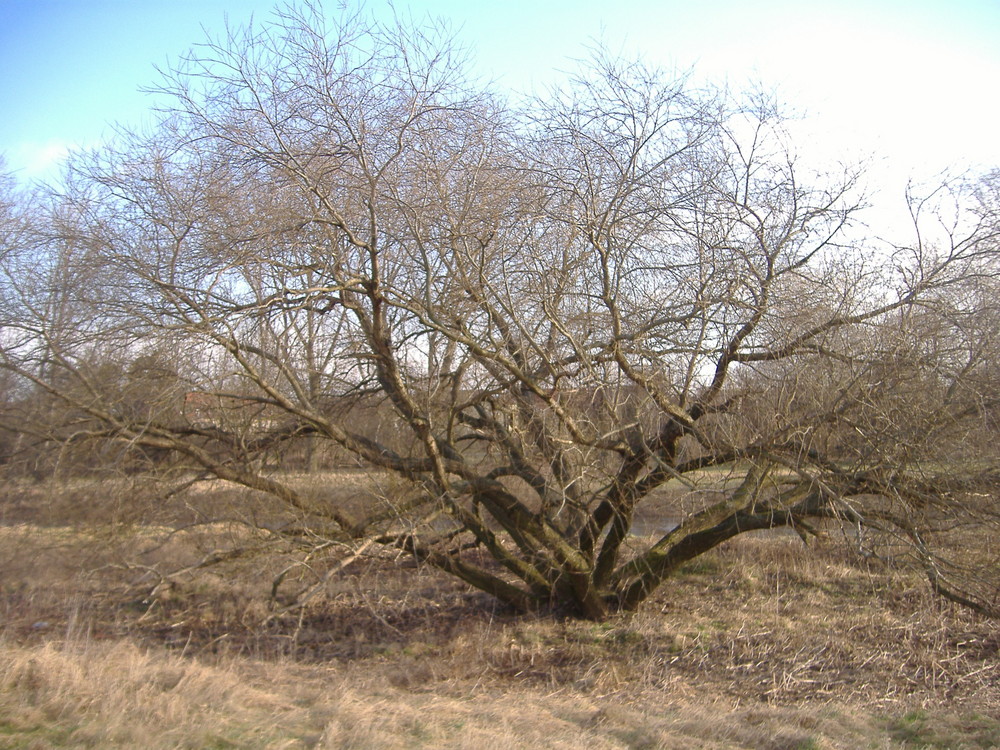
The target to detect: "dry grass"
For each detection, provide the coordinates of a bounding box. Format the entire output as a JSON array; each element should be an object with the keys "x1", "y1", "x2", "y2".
[
  {"x1": 1, "y1": 476, "x2": 999, "y2": 748},
  {"x1": 2, "y1": 635, "x2": 997, "y2": 749},
  {"x1": 6, "y1": 635, "x2": 997, "y2": 750}
]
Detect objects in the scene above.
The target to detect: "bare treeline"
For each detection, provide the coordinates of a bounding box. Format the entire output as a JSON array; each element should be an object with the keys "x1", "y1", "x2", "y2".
[{"x1": 1, "y1": 3, "x2": 998, "y2": 618}]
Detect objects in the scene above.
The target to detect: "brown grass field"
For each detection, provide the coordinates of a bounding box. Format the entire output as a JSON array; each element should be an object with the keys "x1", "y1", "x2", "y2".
[{"x1": 1, "y1": 473, "x2": 998, "y2": 749}]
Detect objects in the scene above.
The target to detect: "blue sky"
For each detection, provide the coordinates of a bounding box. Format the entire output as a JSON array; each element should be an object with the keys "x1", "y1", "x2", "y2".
[{"x1": 2, "y1": 0, "x2": 999, "y2": 196}]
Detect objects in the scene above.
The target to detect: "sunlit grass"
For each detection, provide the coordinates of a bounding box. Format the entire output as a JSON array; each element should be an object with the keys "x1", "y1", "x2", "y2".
[{"x1": 2, "y1": 475, "x2": 998, "y2": 748}]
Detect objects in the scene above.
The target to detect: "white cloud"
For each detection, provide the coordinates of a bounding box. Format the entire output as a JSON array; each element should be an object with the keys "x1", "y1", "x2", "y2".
[{"x1": 3, "y1": 140, "x2": 76, "y2": 183}]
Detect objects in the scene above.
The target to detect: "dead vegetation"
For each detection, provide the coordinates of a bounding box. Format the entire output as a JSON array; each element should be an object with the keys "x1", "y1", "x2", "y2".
[
  {"x1": 9, "y1": 636, "x2": 967, "y2": 750},
  {"x1": 1, "y1": 475, "x2": 998, "y2": 748}
]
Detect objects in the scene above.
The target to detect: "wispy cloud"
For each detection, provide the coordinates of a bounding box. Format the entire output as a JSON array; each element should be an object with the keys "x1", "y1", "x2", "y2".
[{"x1": 3, "y1": 140, "x2": 78, "y2": 183}]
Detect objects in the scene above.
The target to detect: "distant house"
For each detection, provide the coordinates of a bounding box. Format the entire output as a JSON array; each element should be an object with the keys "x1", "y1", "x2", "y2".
[{"x1": 182, "y1": 392, "x2": 280, "y2": 432}]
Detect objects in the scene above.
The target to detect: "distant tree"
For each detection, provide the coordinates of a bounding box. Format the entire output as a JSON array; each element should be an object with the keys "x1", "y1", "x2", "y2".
[{"x1": 0, "y1": 4, "x2": 996, "y2": 618}]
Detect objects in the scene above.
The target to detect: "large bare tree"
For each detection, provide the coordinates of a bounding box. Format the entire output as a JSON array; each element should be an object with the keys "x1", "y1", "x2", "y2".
[{"x1": 1, "y1": 4, "x2": 997, "y2": 619}]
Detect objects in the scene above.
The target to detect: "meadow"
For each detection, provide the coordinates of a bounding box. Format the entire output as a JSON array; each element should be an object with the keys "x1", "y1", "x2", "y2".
[{"x1": 1, "y1": 473, "x2": 997, "y2": 749}]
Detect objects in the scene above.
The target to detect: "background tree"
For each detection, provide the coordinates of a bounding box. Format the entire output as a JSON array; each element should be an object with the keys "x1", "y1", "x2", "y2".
[{"x1": 0, "y1": 4, "x2": 996, "y2": 619}]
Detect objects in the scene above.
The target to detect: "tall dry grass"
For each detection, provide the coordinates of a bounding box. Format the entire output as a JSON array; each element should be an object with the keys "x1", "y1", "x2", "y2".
[
  {"x1": 1, "y1": 475, "x2": 999, "y2": 748},
  {"x1": 7, "y1": 635, "x2": 989, "y2": 750}
]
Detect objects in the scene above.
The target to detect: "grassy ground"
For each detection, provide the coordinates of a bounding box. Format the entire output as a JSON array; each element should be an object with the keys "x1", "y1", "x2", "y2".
[{"x1": 1, "y1": 476, "x2": 998, "y2": 749}]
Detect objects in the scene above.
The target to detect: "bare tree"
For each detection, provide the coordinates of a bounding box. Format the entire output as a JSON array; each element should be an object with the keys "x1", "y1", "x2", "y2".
[{"x1": 0, "y1": 4, "x2": 997, "y2": 619}]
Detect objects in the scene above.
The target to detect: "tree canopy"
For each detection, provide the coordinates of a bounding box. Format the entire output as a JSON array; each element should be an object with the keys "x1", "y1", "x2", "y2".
[{"x1": 1, "y1": 4, "x2": 998, "y2": 619}]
